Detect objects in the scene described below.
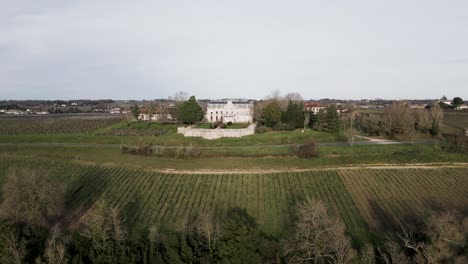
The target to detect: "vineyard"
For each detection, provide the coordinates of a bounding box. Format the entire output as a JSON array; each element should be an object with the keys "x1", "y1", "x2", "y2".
[
  {"x1": 0, "y1": 114, "x2": 123, "y2": 134},
  {"x1": 0, "y1": 157, "x2": 467, "y2": 243},
  {"x1": 443, "y1": 111, "x2": 468, "y2": 129}
]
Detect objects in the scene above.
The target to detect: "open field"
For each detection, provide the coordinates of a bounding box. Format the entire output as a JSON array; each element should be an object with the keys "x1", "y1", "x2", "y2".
[{"x1": 0, "y1": 156, "x2": 467, "y2": 246}]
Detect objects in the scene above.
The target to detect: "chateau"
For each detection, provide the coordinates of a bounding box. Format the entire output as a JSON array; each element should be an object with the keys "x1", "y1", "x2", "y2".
[{"x1": 205, "y1": 99, "x2": 254, "y2": 123}]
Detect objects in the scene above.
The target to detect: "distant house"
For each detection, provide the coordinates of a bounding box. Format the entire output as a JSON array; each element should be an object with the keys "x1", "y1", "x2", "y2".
[
  {"x1": 110, "y1": 108, "x2": 121, "y2": 114},
  {"x1": 6, "y1": 110, "x2": 24, "y2": 115},
  {"x1": 304, "y1": 102, "x2": 325, "y2": 114},
  {"x1": 410, "y1": 104, "x2": 427, "y2": 109},
  {"x1": 205, "y1": 99, "x2": 254, "y2": 123}
]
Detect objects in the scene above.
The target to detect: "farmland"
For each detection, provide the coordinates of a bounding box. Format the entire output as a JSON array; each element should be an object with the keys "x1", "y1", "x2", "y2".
[
  {"x1": 0, "y1": 156, "x2": 467, "y2": 245},
  {"x1": 0, "y1": 114, "x2": 123, "y2": 135},
  {"x1": 443, "y1": 111, "x2": 468, "y2": 130}
]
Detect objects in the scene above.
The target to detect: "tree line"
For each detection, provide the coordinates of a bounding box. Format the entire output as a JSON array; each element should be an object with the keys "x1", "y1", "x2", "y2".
[{"x1": 1, "y1": 168, "x2": 466, "y2": 263}]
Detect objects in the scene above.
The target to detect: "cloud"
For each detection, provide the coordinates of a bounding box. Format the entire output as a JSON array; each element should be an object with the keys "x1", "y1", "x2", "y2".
[{"x1": 1, "y1": 0, "x2": 468, "y2": 100}]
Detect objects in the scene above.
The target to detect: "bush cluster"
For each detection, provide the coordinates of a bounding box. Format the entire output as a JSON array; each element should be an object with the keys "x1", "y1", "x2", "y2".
[
  {"x1": 272, "y1": 122, "x2": 295, "y2": 131},
  {"x1": 291, "y1": 141, "x2": 319, "y2": 159},
  {"x1": 255, "y1": 125, "x2": 268, "y2": 134},
  {"x1": 154, "y1": 144, "x2": 202, "y2": 158}
]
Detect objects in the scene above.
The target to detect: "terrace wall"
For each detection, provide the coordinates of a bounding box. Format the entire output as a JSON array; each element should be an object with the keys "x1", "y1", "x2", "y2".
[{"x1": 177, "y1": 124, "x2": 256, "y2": 140}]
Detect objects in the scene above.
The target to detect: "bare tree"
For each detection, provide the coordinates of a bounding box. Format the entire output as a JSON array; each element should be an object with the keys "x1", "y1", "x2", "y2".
[
  {"x1": 42, "y1": 226, "x2": 68, "y2": 264},
  {"x1": 81, "y1": 200, "x2": 126, "y2": 250},
  {"x1": 343, "y1": 114, "x2": 357, "y2": 147},
  {"x1": 283, "y1": 198, "x2": 357, "y2": 264},
  {"x1": 429, "y1": 102, "x2": 444, "y2": 137},
  {"x1": 398, "y1": 211, "x2": 467, "y2": 264},
  {"x1": 284, "y1": 92, "x2": 303, "y2": 102},
  {"x1": 0, "y1": 168, "x2": 64, "y2": 228},
  {"x1": 380, "y1": 239, "x2": 410, "y2": 264},
  {"x1": 1, "y1": 230, "x2": 26, "y2": 264},
  {"x1": 359, "y1": 243, "x2": 376, "y2": 264},
  {"x1": 195, "y1": 211, "x2": 222, "y2": 254},
  {"x1": 382, "y1": 101, "x2": 414, "y2": 138},
  {"x1": 173, "y1": 91, "x2": 189, "y2": 102}
]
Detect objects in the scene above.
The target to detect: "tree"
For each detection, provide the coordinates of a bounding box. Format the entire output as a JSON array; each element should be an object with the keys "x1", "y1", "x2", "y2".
[
  {"x1": 261, "y1": 101, "x2": 282, "y2": 127},
  {"x1": 452, "y1": 97, "x2": 464, "y2": 108},
  {"x1": 175, "y1": 96, "x2": 203, "y2": 124},
  {"x1": 173, "y1": 91, "x2": 189, "y2": 102},
  {"x1": 429, "y1": 102, "x2": 444, "y2": 137},
  {"x1": 343, "y1": 114, "x2": 357, "y2": 147},
  {"x1": 325, "y1": 105, "x2": 340, "y2": 133},
  {"x1": 397, "y1": 211, "x2": 468, "y2": 264},
  {"x1": 131, "y1": 104, "x2": 140, "y2": 120},
  {"x1": 382, "y1": 101, "x2": 414, "y2": 138},
  {"x1": 216, "y1": 208, "x2": 261, "y2": 263},
  {"x1": 195, "y1": 211, "x2": 221, "y2": 255},
  {"x1": 283, "y1": 198, "x2": 357, "y2": 264},
  {"x1": 0, "y1": 168, "x2": 64, "y2": 228},
  {"x1": 282, "y1": 101, "x2": 305, "y2": 129}
]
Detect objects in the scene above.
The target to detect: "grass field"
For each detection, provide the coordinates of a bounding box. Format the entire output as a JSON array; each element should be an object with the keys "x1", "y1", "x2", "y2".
[
  {"x1": 1, "y1": 144, "x2": 466, "y2": 170},
  {"x1": 0, "y1": 156, "x2": 467, "y2": 246},
  {"x1": 0, "y1": 126, "x2": 347, "y2": 146}
]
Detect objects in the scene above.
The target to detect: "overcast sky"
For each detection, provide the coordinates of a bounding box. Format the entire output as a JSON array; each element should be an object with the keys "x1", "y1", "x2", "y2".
[{"x1": 1, "y1": 0, "x2": 467, "y2": 100}]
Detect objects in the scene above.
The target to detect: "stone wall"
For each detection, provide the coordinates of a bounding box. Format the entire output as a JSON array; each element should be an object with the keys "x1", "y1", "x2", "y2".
[{"x1": 178, "y1": 124, "x2": 256, "y2": 140}]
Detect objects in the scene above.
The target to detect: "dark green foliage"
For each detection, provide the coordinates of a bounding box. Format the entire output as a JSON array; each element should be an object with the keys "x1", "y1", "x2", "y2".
[
  {"x1": 308, "y1": 111, "x2": 317, "y2": 127},
  {"x1": 313, "y1": 105, "x2": 340, "y2": 133},
  {"x1": 261, "y1": 101, "x2": 282, "y2": 127},
  {"x1": 324, "y1": 105, "x2": 340, "y2": 133},
  {"x1": 175, "y1": 96, "x2": 203, "y2": 124},
  {"x1": 281, "y1": 101, "x2": 305, "y2": 129},
  {"x1": 226, "y1": 121, "x2": 232, "y2": 126},
  {"x1": 215, "y1": 208, "x2": 262, "y2": 264},
  {"x1": 452, "y1": 97, "x2": 464, "y2": 108},
  {"x1": 131, "y1": 104, "x2": 140, "y2": 119},
  {"x1": 272, "y1": 122, "x2": 295, "y2": 131}
]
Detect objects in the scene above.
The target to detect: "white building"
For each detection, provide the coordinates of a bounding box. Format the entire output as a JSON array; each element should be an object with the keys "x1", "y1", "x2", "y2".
[
  {"x1": 304, "y1": 102, "x2": 325, "y2": 114},
  {"x1": 205, "y1": 99, "x2": 254, "y2": 123}
]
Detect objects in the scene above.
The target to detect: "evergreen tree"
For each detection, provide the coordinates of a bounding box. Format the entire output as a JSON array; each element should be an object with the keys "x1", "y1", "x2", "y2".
[
  {"x1": 261, "y1": 101, "x2": 282, "y2": 127},
  {"x1": 281, "y1": 101, "x2": 305, "y2": 129},
  {"x1": 131, "y1": 105, "x2": 140, "y2": 120},
  {"x1": 216, "y1": 208, "x2": 261, "y2": 263},
  {"x1": 175, "y1": 96, "x2": 204, "y2": 124},
  {"x1": 324, "y1": 105, "x2": 340, "y2": 133}
]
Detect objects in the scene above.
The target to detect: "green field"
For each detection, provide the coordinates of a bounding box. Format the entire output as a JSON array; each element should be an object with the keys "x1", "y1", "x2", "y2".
[
  {"x1": 1, "y1": 143, "x2": 466, "y2": 170},
  {"x1": 0, "y1": 117, "x2": 347, "y2": 146},
  {"x1": 1, "y1": 156, "x2": 466, "y2": 246}
]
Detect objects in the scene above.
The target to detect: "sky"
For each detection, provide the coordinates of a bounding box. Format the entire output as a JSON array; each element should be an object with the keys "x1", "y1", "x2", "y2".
[{"x1": 1, "y1": 0, "x2": 467, "y2": 100}]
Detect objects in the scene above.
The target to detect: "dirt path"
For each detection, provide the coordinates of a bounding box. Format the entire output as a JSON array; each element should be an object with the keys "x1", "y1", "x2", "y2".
[{"x1": 136, "y1": 162, "x2": 468, "y2": 175}]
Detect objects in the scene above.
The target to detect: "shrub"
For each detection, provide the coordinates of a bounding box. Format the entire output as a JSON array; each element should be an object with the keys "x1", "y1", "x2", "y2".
[
  {"x1": 217, "y1": 122, "x2": 227, "y2": 129},
  {"x1": 227, "y1": 121, "x2": 233, "y2": 126},
  {"x1": 255, "y1": 126, "x2": 268, "y2": 134},
  {"x1": 272, "y1": 122, "x2": 294, "y2": 131},
  {"x1": 291, "y1": 141, "x2": 319, "y2": 159}
]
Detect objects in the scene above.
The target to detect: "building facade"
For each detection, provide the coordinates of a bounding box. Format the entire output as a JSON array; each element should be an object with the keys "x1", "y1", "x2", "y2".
[
  {"x1": 304, "y1": 102, "x2": 326, "y2": 114},
  {"x1": 205, "y1": 99, "x2": 254, "y2": 123}
]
